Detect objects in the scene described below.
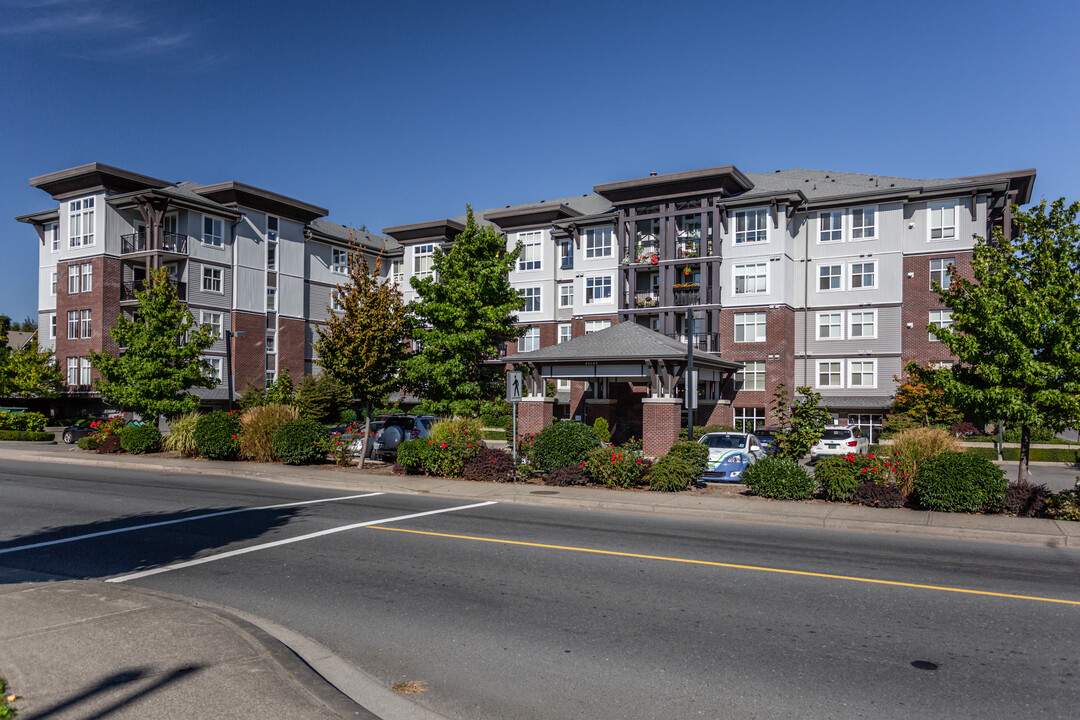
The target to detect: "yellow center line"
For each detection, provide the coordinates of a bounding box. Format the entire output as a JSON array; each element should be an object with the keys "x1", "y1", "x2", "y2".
[{"x1": 368, "y1": 526, "x2": 1080, "y2": 607}]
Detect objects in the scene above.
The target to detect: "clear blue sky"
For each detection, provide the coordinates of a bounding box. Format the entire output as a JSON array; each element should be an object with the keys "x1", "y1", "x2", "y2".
[{"x1": 2, "y1": 0, "x2": 1078, "y2": 323}]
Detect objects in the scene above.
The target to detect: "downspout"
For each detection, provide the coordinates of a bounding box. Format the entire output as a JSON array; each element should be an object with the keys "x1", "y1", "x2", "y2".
[{"x1": 803, "y1": 205, "x2": 809, "y2": 405}]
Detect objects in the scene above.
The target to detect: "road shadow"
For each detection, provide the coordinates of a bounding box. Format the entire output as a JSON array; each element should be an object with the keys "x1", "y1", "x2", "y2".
[
  {"x1": 20, "y1": 666, "x2": 202, "y2": 720},
  {"x1": 0, "y1": 506, "x2": 301, "y2": 583}
]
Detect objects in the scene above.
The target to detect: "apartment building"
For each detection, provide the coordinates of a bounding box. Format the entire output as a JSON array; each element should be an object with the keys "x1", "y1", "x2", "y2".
[
  {"x1": 383, "y1": 164, "x2": 1035, "y2": 434},
  {"x1": 17, "y1": 163, "x2": 398, "y2": 414}
]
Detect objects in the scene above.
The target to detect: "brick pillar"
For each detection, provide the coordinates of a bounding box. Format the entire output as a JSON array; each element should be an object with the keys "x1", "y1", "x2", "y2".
[
  {"x1": 642, "y1": 397, "x2": 683, "y2": 458},
  {"x1": 517, "y1": 397, "x2": 555, "y2": 436},
  {"x1": 585, "y1": 399, "x2": 615, "y2": 431}
]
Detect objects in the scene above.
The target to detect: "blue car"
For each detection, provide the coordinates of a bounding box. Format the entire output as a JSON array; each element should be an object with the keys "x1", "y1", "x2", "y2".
[{"x1": 697, "y1": 432, "x2": 767, "y2": 482}]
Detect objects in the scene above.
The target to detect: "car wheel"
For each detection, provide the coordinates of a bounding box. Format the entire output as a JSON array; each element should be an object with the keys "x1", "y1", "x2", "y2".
[{"x1": 63, "y1": 431, "x2": 74, "y2": 444}]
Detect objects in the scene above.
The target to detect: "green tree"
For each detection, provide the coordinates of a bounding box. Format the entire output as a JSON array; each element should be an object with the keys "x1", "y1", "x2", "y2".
[
  {"x1": 89, "y1": 268, "x2": 217, "y2": 421},
  {"x1": 770, "y1": 384, "x2": 832, "y2": 460},
  {"x1": 313, "y1": 246, "x2": 409, "y2": 467},
  {"x1": 403, "y1": 207, "x2": 523, "y2": 417},
  {"x1": 883, "y1": 360, "x2": 963, "y2": 435},
  {"x1": 0, "y1": 337, "x2": 64, "y2": 399},
  {"x1": 931, "y1": 199, "x2": 1080, "y2": 483}
]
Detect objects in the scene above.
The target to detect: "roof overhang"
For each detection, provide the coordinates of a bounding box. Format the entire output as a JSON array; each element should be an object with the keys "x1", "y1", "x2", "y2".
[
  {"x1": 107, "y1": 188, "x2": 242, "y2": 218},
  {"x1": 29, "y1": 163, "x2": 171, "y2": 200},
  {"x1": 594, "y1": 166, "x2": 755, "y2": 205},
  {"x1": 194, "y1": 181, "x2": 328, "y2": 223},
  {"x1": 382, "y1": 218, "x2": 467, "y2": 244},
  {"x1": 485, "y1": 203, "x2": 582, "y2": 230},
  {"x1": 15, "y1": 208, "x2": 60, "y2": 226}
]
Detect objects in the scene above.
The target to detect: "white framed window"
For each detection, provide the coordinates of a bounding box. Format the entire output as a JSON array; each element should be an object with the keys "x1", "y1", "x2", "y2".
[
  {"x1": 734, "y1": 209, "x2": 768, "y2": 244},
  {"x1": 266, "y1": 332, "x2": 276, "y2": 354},
  {"x1": 848, "y1": 360, "x2": 876, "y2": 388},
  {"x1": 413, "y1": 244, "x2": 434, "y2": 280},
  {"x1": 819, "y1": 211, "x2": 843, "y2": 243},
  {"x1": 583, "y1": 226, "x2": 613, "y2": 258},
  {"x1": 80, "y1": 357, "x2": 91, "y2": 386},
  {"x1": 734, "y1": 361, "x2": 766, "y2": 391},
  {"x1": 68, "y1": 265, "x2": 79, "y2": 294},
  {"x1": 819, "y1": 264, "x2": 842, "y2": 291},
  {"x1": 816, "y1": 360, "x2": 843, "y2": 388},
  {"x1": 585, "y1": 276, "x2": 612, "y2": 304},
  {"x1": 559, "y1": 240, "x2": 574, "y2": 268},
  {"x1": 851, "y1": 207, "x2": 876, "y2": 240},
  {"x1": 48, "y1": 314, "x2": 56, "y2": 340},
  {"x1": 929, "y1": 201, "x2": 957, "y2": 241},
  {"x1": 930, "y1": 257, "x2": 955, "y2": 290},
  {"x1": 266, "y1": 216, "x2": 279, "y2": 242},
  {"x1": 733, "y1": 263, "x2": 768, "y2": 295},
  {"x1": 331, "y1": 291, "x2": 343, "y2": 312},
  {"x1": 848, "y1": 310, "x2": 877, "y2": 339},
  {"x1": 266, "y1": 287, "x2": 277, "y2": 312},
  {"x1": 332, "y1": 248, "x2": 349, "y2": 274},
  {"x1": 518, "y1": 231, "x2": 542, "y2": 271},
  {"x1": 202, "y1": 266, "x2": 222, "y2": 293},
  {"x1": 518, "y1": 326, "x2": 540, "y2": 352},
  {"x1": 559, "y1": 284, "x2": 574, "y2": 307},
  {"x1": 734, "y1": 407, "x2": 767, "y2": 432},
  {"x1": 390, "y1": 258, "x2": 403, "y2": 284},
  {"x1": 850, "y1": 261, "x2": 876, "y2": 289},
  {"x1": 66, "y1": 357, "x2": 78, "y2": 386},
  {"x1": 201, "y1": 311, "x2": 223, "y2": 338},
  {"x1": 202, "y1": 216, "x2": 223, "y2": 246},
  {"x1": 734, "y1": 311, "x2": 766, "y2": 342},
  {"x1": 266, "y1": 370, "x2": 276, "y2": 385},
  {"x1": 50, "y1": 271, "x2": 57, "y2": 296},
  {"x1": 67, "y1": 311, "x2": 78, "y2": 339},
  {"x1": 584, "y1": 319, "x2": 610, "y2": 334},
  {"x1": 816, "y1": 312, "x2": 843, "y2": 340},
  {"x1": 81, "y1": 263, "x2": 92, "y2": 293},
  {"x1": 267, "y1": 241, "x2": 277, "y2": 271},
  {"x1": 48, "y1": 222, "x2": 59, "y2": 252},
  {"x1": 558, "y1": 323, "x2": 572, "y2": 344},
  {"x1": 80, "y1": 309, "x2": 91, "y2": 339},
  {"x1": 929, "y1": 310, "x2": 953, "y2": 340},
  {"x1": 521, "y1": 287, "x2": 541, "y2": 313},
  {"x1": 68, "y1": 197, "x2": 95, "y2": 247},
  {"x1": 205, "y1": 356, "x2": 223, "y2": 384}
]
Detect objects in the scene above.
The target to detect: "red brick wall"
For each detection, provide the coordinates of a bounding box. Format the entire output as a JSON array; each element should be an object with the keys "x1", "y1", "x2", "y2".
[
  {"x1": 517, "y1": 399, "x2": 554, "y2": 435},
  {"x1": 715, "y1": 305, "x2": 794, "y2": 426},
  {"x1": 277, "y1": 317, "x2": 305, "y2": 379},
  {"x1": 901, "y1": 252, "x2": 973, "y2": 367},
  {"x1": 642, "y1": 398, "x2": 682, "y2": 457},
  {"x1": 232, "y1": 311, "x2": 267, "y2": 392},
  {"x1": 55, "y1": 255, "x2": 121, "y2": 389}
]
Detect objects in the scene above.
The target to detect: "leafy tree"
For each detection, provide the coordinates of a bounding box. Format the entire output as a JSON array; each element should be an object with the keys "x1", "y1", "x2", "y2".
[
  {"x1": 403, "y1": 207, "x2": 523, "y2": 417},
  {"x1": 313, "y1": 245, "x2": 409, "y2": 466},
  {"x1": 0, "y1": 337, "x2": 64, "y2": 399},
  {"x1": 295, "y1": 371, "x2": 347, "y2": 423},
  {"x1": 236, "y1": 368, "x2": 296, "y2": 411},
  {"x1": 89, "y1": 268, "x2": 217, "y2": 421},
  {"x1": 770, "y1": 384, "x2": 832, "y2": 459},
  {"x1": 931, "y1": 199, "x2": 1080, "y2": 483},
  {"x1": 883, "y1": 360, "x2": 963, "y2": 435}
]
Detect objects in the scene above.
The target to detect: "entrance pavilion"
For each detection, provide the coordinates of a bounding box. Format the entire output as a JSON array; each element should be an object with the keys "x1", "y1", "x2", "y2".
[{"x1": 498, "y1": 322, "x2": 742, "y2": 457}]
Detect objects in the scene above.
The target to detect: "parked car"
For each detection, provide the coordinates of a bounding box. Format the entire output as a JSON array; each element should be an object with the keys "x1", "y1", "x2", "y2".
[
  {"x1": 373, "y1": 415, "x2": 436, "y2": 460},
  {"x1": 753, "y1": 428, "x2": 780, "y2": 456},
  {"x1": 61, "y1": 417, "x2": 104, "y2": 444},
  {"x1": 696, "y1": 432, "x2": 767, "y2": 482},
  {"x1": 349, "y1": 419, "x2": 387, "y2": 458},
  {"x1": 810, "y1": 425, "x2": 870, "y2": 460}
]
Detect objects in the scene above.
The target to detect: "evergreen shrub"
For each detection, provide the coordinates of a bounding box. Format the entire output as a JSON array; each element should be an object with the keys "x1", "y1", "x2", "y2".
[
  {"x1": 272, "y1": 418, "x2": 330, "y2": 465},
  {"x1": 394, "y1": 439, "x2": 432, "y2": 475},
  {"x1": 532, "y1": 421, "x2": 601, "y2": 472},
  {"x1": 0, "y1": 411, "x2": 48, "y2": 432},
  {"x1": 913, "y1": 451, "x2": 1006, "y2": 513},
  {"x1": 580, "y1": 445, "x2": 649, "y2": 487},
  {"x1": 78, "y1": 435, "x2": 103, "y2": 450},
  {"x1": 645, "y1": 455, "x2": 695, "y2": 492},
  {"x1": 427, "y1": 418, "x2": 483, "y2": 477},
  {"x1": 120, "y1": 424, "x2": 162, "y2": 454},
  {"x1": 742, "y1": 457, "x2": 816, "y2": 500},
  {"x1": 193, "y1": 411, "x2": 242, "y2": 460},
  {"x1": 666, "y1": 441, "x2": 709, "y2": 480}
]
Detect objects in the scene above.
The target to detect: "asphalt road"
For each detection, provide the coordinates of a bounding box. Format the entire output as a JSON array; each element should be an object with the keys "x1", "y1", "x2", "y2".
[{"x1": 2, "y1": 459, "x2": 1079, "y2": 719}]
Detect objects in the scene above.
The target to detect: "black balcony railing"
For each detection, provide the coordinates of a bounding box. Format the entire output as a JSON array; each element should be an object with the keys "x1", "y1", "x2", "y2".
[
  {"x1": 121, "y1": 232, "x2": 189, "y2": 255},
  {"x1": 162, "y1": 232, "x2": 188, "y2": 253},
  {"x1": 121, "y1": 279, "x2": 187, "y2": 301},
  {"x1": 121, "y1": 232, "x2": 147, "y2": 254},
  {"x1": 667, "y1": 332, "x2": 720, "y2": 353},
  {"x1": 673, "y1": 289, "x2": 701, "y2": 306}
]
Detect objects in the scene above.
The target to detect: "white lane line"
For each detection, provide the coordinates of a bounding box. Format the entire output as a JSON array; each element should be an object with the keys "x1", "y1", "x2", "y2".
[
  {"x1": 107, "y1": 500, "x2": 499, "y2": 583},
  {"x1": 0, "y1": 492, "x2": 385, "y2": 555}
]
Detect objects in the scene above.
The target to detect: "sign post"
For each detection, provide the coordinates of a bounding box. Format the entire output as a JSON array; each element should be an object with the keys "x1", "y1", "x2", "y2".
[{"x1": 507, "y1": 372, "x2": 523, "y2": 474}]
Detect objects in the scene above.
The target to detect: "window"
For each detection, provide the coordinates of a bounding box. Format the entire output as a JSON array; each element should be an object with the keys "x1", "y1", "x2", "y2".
[
  {"x1": 68, "y1": 265, "x2": 79, "y2": 294},
  {"x1": 80, "y1": 357, "x2": 91, "y2": 386},
  {"x1": 202, "y1": 266, "x2": 222, "y2": 293},
  {"x1": 48, "y1": 314, "x2": 56, "y2": 340},
  {"x1": 517, "y1": 231, "x2": 542, "y2": 271},
  {"x1": 267, "y1": 216, "x2": 279, "y2": 242},
  {"x1": 67, "y1": 311, "x2": 78, "y2": 339},
  {"x1": 518, "y1": 326, "x2": 540, "y2": 353},
  {"x1": 390, "y1": 258, "x2": 403, "y2": 284},
  {"x1": 734, "y1": 407, "x2": 766, "y2": 432},
  {"x1": 68, "y1": 197, "x2": 94, "y2": 247},
  {"x1": 558, "y1": 323, "x2": 572, "y2": 344},
  {"x1": 48, "y1": 223, "x2": 59, "y2": 252},
  {"x1": 929, "y1": 310, "x2": 953, "y2": 340},
  {"x1": 265, "y1": 332, "x2": 276, "y2": 354},
  {"x1": 585, "y1": 276, "x2": 612, "y2": 304},
  {"x1": 817, "y1": 360, "x2": 843, "y2": 388},
  {"x1": 66, "y1": 357, "x2": 78, "y2": 386},
  {"x1": 734, "y1": 361, "x2": 766, "y2": 391},
  {"x1": 584, "y1": 319, "x2": 610, "y2": 334},
  {"x1": 734, "y1": 311, "x2": 766, "y2": 342},
  {"x1": 849, "y1": 360, "x2": 876, "y2": 388},
  {"x1": 559, "y1": 284, "x2": 574, "y2": 308},
  {"x1": 734, "y1": 209, "x2": 768, "y2": 244},
  {"x1": 521, "y1": 287, "x2": 541, "y2": 313},
  {"x1": 560, "y1": 240, "x2": 574, "y2": 269},
  {"x1": 819, "y1": 264, "x2": 842, "y2": 291},
  {"x1": 266, "y1": 287, "x2": 277, "y2": 312},
  {"x1": 413, "y1": 244, "x2": 434, "y2": 279},
  {"x1": 201, "y1": 311, "x2": 222, "y2": 338},
  {"x1": 849, "y1": 310, "x2": 877, "y2": 339},
  {"x1": 331, "y1": 291, "x2": 343, "y2": 312},
  {"x1": 584, "y1": 226, "x2": 613, "y2": 258},
  {"x1": 206, "y1": 357, "x2": 223, "y2": 384},
  {"x1": 734, "y1": 263, "x2": 768, "y2": 294},
  {"x1": 202, "y1": 216, "x2": 223, "y2": 246},
  {"x1": 80, "y1": 310, "x2": 91, "y2": 339},
  {"x1": 930, "y1": 257, "x2": 955, "y2": 290},
  {"x1": 817, "y1": 312, "x2": 843, "y2": 340},
  {"x1": 267, "y1": 242, "x2": 277, "y2": 271},
  {"x1": 929, "y1": 202, "x2": 957, "y2": 241},
  {"x1": 851, "y1": 207, "x2": 876, "y2": 240},
  {"x1": 850, "y1": 414, "x2": 883, "y2": 439},
  {"x1": 819, "y1": 211, "x2": 843, "y2": 242},
  {"x1": 332, "y1": 248, "x2": 349, "y2": 274},
  {"x1": 266, "y1": 370, "x2": 276, "y2": 386},
  {"x1": 51, "y1": 271, "x2": 57, "y2": 296},
  {"x1": 850, "y1": 262, "x2": 876, "y2": 289},
  {"x1": 81, "y1": 263, "x2": 92, "y2": 293}
]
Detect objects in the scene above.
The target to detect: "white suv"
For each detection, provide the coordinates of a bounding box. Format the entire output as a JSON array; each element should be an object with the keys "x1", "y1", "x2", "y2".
[{"x1": 810, "y1": 425, "x2": 870, "y2": 460}]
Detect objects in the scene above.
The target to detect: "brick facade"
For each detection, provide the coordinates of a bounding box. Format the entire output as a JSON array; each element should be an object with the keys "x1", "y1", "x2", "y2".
[
  {"x1": 54, "y1": 256, "x2": 123, "y2": 390},
  {"x1": 277, "y1": 317, "x2": 305, "y2": 380},
  {"x1": 232, "y1": 311, "x2": 267, "y2": 392},
  {"x1": 642, "y1": 398, "x2": 682, "y2": 457},
  {"x1": 517, "y1": 397, "x2": 555, "y2": 435},
  {"x1": 901, "y1": 252, "x2": 973, "y2": 368}
]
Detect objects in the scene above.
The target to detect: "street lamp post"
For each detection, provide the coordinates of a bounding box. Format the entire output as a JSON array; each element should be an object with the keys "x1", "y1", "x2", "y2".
[{"x1": 225, "y1": 329, "x2": 247, "y2": 411}]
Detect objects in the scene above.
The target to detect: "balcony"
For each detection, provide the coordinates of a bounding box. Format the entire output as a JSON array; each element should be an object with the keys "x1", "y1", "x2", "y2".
[
  {"x1": 673, "y1": 283, "x2": 700, "y2": 306},
  {"x1": 121, "y1": 279, "x2": 187, "y2": 302},
  {"x1": 121, "y1": 232, "x2": 189, "y2": 255},
  {"x1": 667, "y1": 332, "x2": 721, "y2": 353},
  {"x1": 634, "y1": 292, "x2": 660, "y2": 309},
  {"x1": 560, "y1": 257, "x2": 574, "y2": 270}
]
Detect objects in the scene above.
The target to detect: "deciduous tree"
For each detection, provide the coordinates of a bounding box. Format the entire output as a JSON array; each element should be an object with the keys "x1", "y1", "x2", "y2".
[
  {"x1": 0, "y1": 337, "x2": 64, "y2": 399},
  {"x1": 770, "y1": 384, "x2": 832, "y2": 460}
]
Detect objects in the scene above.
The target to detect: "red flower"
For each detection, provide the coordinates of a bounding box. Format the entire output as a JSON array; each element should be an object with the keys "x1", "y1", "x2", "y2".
[
  {"x1": 868, "y1": 453, "x2": 875, "y2": 459},
  {"x1": 440, "y1": 442, "x2": 448, "y2": 448},
  {"x1": 860, "y1": 467, "x2": 867, "y2": 473},
  {"x1": 467, "y1": 444, "x2": 472, "y2": 448},
  {"x1": 231, "y1": 434, "x2": 237, "y2": 440},
  {"x1": 428, "y1": 440, "x2": 433, "y2": 445}
]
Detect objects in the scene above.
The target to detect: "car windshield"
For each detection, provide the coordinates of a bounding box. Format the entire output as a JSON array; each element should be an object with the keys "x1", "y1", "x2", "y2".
[
  {"x1": 822, "y1": 429, "x2": 851, "y2": 440},
  {"x1": 702, "y1": 434, "x2": 746, "y2": 449},
  {"x1": 385, "y1": 418, "x2": 414, "y2": 429}
]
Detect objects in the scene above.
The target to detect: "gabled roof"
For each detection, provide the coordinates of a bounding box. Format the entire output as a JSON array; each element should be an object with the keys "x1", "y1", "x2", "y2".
[
  {"x1": 5, "y1": 331, "x2": 35, "y2": 351},
  {"x1": 307, "y1": 219, "x2": 401, "y2": 254}
]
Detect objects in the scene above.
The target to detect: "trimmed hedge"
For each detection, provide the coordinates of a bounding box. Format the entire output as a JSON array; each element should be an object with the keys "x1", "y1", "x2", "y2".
[
  {"x1": 914, "y1": 451, "x2": 1006, "y2": 513},
  {"x1": 814, "y1": 456, "x2": 860, "y2": 502},
  {"x1": 0, "y1": 411, "x2": 48, "y2": 432},
  {"x1": 394, "y1": 439, "x2": 432, "y2": 475},
  {"x1": 532, "y1": 421, "x2": 601, "y2": 472},
  {"x1": 666, "y1": 441, "x2": 709, "y2": 480},
  {"x1": 645, "y1": 455, "x2": 695, "y2": 492},
  {"x1": 742, "y1": 457, "x2": 816, "y2": 500},
  {"x1": 194, "y1": 411, "x2": 242, "y2": 460},
  {"x1": 272, "y1": 419, "x2": 330, "y2": 465},
  {"x1": 78, "y1": 435, "x2": 103, "y2": 450},
  {"x1": 120, "y1": 424, "x2": 162, "y2": 454},
  {"x1": 0, "y1": 429, "x2": 54, "y2": 441}
]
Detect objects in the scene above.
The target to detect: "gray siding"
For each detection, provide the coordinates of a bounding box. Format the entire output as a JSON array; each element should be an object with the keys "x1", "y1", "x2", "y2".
[
  {"x1": 187, "y1": 260, "x2": 232, "y2": 309},
  {"x1": 795, "y1": 305, "x2": 903, "y2": 355}
]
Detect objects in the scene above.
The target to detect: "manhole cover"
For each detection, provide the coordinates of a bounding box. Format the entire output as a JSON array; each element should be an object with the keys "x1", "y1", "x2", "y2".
[
  {"x1": 910, "y1": 660, "x2": 939, "y2": 671},
  {"x1": 530, "y1": 490, "x2": 559, "y2": 495}
]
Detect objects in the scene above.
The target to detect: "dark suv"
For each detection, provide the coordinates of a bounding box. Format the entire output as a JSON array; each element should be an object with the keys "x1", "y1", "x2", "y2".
[{"x1": 373, "y1": 415, "x2": 436, "y2": 460}]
